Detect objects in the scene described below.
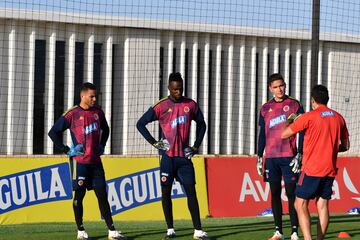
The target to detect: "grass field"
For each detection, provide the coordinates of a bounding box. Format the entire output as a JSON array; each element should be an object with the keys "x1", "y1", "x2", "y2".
[{"x1": 0, "y1": 214, "x2": 359, "y2": 240}]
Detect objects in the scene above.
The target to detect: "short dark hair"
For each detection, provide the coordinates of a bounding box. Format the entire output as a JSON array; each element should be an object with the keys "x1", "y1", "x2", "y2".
[
  {"x1": 169, "y1": 72, "x2": 183, "y2": 83},
  {"x1": 311, "y1": 85, "x2": 329, "y2": 105},
  {"x1": 268, "y1": 73, "x2": 284, "y2": 86},
  {"x1": 81, "y1": 82, "x2": 97, "y2": 92}
]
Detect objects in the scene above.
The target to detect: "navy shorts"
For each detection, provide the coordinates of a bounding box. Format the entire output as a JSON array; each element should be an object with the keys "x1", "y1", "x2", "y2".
[
  {"x1": 264, "y1": 157, "x2": 298, "y2": 183},
  {"x1": 70, "y1": 159, "x2": 107, "y2": 191},
  {"x1": 160, "y1": 154, "x2": 196, "y2": 186},
  {"x1": 295, "y1": 172, "x2": 334, "y2": 200}
]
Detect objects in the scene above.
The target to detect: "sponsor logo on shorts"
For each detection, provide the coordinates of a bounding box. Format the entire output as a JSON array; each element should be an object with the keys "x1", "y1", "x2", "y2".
[{"x1": 161, "y1": 176, "x2": 167, "y2": 182}]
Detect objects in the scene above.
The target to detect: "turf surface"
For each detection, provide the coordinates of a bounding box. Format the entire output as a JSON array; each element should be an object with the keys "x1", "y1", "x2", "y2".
[{"x1": 0, "y1": 214, "x2": 359, "y2": 239}]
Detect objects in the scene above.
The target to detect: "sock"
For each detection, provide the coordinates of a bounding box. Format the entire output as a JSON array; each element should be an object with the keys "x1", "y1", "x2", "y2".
[
  {"x1": 184, "y1": 184, "x2": 202, "y2": 230},
  {"x1": 270, "y1": 181, "x2": 283, "y2": 234},
  {"x1": 162, "y1": 185, "x2": 174, "y2": 229}
]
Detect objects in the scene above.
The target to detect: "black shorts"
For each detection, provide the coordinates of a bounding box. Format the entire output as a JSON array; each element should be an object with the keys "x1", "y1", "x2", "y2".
[
  {"x1": 160, "y1": 154, "x2": 196, "y2": 186},
  {"x1": 70, "y1": 159, "x2": 106, "y2": 191},
  {"x1": 264, "y1": 157, "x2": 299, "y2": 183},
  {"x1": 295, "y1": 172, "x2": 335, "y2": 200}
]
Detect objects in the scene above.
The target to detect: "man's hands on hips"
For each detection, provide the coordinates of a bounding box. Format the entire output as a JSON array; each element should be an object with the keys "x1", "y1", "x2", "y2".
[
  {"x1": 152, "y1": 138, "x2": 170, "y2": 151},
  {"x1": 98, "y1": 144, "x2": 105, "y2": 155},
  {"x1": 67, "y1": 144, "x2": 85, "y2": 157},
  {"x1": 184, "y1": 146, "x2": 198, "y2": 159}
]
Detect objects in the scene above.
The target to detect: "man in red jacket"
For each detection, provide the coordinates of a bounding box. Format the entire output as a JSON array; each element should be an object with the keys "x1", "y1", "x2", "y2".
[{"x1": 281, "y1": 85, "x2": 350, "y2": 240}]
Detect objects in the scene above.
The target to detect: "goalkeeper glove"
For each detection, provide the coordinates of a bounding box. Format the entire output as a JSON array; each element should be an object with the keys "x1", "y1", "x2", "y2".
[
  {"x1": 67, "y1": 144, "x2": 84, "y2": 157},
  {"x1": 256, "y1": 156, "x2": 263, "y2": 176},
  {"x1": 286, "y1": 113, "x2": 301, "y2": 124},
  {"x1": 289, "y1": 153, "x2": 302, "y2": 173},
  {"x1": 184, "y1": 146, "x2": 198, "y2": 159},
  {"x1": 98, "y1": 144, "x2": 105, "y2": 155},
  {"x1": 152, "y1": 138, "x2": 170, "y2": 151}
]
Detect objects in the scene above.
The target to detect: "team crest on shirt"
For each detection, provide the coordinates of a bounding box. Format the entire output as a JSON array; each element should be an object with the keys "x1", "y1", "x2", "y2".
[
  {"x1": 283, "y1": 105, "x2": 290, "y2": 112},
  {"x1": 167, "y1": 108, "x2": 172, "y2": 113},
  {"x1": 93, "y1": 113, "x2": 99, "y2": 120},
  {"x1": 184, "y1": 106, "x2": 190, "y2": 113},
  {"x1": 268, "y1": 108, "x2": 273, "y2": 112},
  {"x1": 79, "y1": 116, "x2": 84, "y2": 120}
]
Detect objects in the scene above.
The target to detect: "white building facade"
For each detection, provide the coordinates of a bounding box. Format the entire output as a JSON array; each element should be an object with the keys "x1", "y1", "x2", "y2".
[{"x1": 0, "y1": 8, "x2": 359, "y2": 156}]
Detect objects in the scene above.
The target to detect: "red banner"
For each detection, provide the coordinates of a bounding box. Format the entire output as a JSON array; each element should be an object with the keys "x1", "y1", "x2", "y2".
[{"x1": 206, "y1": 157, "x2": 360, "y2": 217}]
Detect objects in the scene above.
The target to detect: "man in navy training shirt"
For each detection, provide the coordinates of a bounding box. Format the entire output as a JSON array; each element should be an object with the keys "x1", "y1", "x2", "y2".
[
  {"x1": 257, "y1": 73, "x2": 304, "y2": 240},
  {"x1": 48, "y1": 82, "x2": 126, "y2": 240},
  {"x1": 137, "y1": 72, "x2": 208, "y2": 240}
]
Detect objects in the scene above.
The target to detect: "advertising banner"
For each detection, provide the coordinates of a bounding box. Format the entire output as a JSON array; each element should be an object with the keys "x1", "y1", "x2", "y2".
[
  {"x1": 0, "y1": 156, "x2": 208, "y2": 224},
  {"x1": 206, "y1": 157, "x2": 360, "y2": 217}
]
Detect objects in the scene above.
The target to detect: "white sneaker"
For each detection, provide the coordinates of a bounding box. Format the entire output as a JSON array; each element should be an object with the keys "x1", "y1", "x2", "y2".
[
  {"x1": 163, "y1": 228, "x2": 176, "y2": 239},
  {"x1": 268, "y1": 230, "x2": 284, "y2": 240},
  {"x1": 108, "y1": 230, "x2": 127, "y2": 240},
  {"x1": 193, "y1": 230, "x2": 209, "y2": 240},
  {"x1": 77, "y1": 230, "x2": 89, "y2": 240},
  {"x1": 291, "y1": 232, "x2": 299, "y2": 240}
]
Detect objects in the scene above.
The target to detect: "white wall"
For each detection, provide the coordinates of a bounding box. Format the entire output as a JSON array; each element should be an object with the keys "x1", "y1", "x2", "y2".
[{"x1": 0, "y1": 16, "x2": 359, "y2": 155}]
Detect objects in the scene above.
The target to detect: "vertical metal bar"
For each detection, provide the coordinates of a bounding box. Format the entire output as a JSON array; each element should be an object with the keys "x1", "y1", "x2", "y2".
[
  {"x1": 311, "y1": 0, "x2": 320, "y2": 88},
  {"x1": 295, "y1": 40, "x2": 302, "y2": 100},
  {"x1": 327, "y1": 46, "x2": 333, "y2": 107},
  {"x1": 190, "y1": 33, "x2": 198, "y2": 146},
  {"x1": 45, "y1": 26, "x2": 56, "y2": 154},
  {"x1": 167, "y1": 31, "x2": 174, "y2": 80},
  {"x1": 318, "y1": 41, "x2": 323, "y2": 84},
  {"x1": 262, "y1": 39, "x2": 268, "y2": 105},
  {"x1": 180, "y1": 32, "x2": 186, "y2": 80},
  {"x1": 27, "y1": 26, "x2": 36, "y2": 154},
  {"x1": 86, "y1": 27, "x2": 94, "y2": 83},
  {"x1": 202, "y1": 34, "x2": 210, "y2": 154},
  {"x1": 306, "y1": 45, "x2": 312, "y2": 111},
  {"x1": 7, "y1": 25, "x2": 15, "y2": 155},
  {"x1": 214, "y1": 36, "x2": 222, "y2": 154},
  {"x1": 226, "y1": 36, "x2": 234, "y2": 154},
  {"x1": 284, "y1": 40, "x2": 290, "y2": 95},
  {"x1": 249, "y1": 38, "x2": 257, "y2": 155},
  {"x1": 273, "y1": 39, "x2": 279, "y2": 73},
  {"x1": 65, "y1": 27, "x2": 76, "y2": 146},
  {"x1": 237, "y1": 37, "x2": 246, "y2": 154},
  {"x1": 122, "y1": 30, "x2": 129, "y2": 154},
  {"x1": 104, "y1": 31, "x2": 113, "y2": 154}
]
